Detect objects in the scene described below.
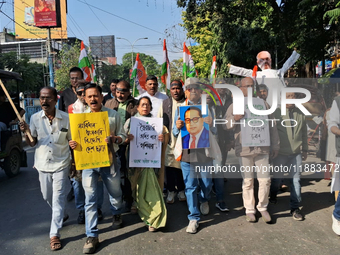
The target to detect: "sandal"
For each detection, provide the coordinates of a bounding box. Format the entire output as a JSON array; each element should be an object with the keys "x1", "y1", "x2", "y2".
[{"x1": 50, "y1": 236, "x2": 62, "y2": 251}]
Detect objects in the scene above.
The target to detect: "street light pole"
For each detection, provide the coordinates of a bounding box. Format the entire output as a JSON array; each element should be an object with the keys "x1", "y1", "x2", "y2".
[{"x1": 117, "y1": 37, "x2": 148, "y2": 68}]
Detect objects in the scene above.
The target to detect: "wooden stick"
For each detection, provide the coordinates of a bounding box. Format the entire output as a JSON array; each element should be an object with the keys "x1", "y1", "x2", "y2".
[{"x1": 0, "y1": 78, "x2": 34, "y2": 142}]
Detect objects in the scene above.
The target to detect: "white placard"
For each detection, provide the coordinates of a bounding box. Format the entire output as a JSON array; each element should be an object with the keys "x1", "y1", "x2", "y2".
[
  {"x1": 241, "y1": 97, "x2": 270, "y2": 147},
  {"x1": 129, "y1": 117, "x2": 163, "y2": 168}
]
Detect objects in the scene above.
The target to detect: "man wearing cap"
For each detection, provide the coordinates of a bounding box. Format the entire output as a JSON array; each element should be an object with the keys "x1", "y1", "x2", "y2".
[
  {"x1": 173, "y1": 78, "x2": 221, "y2": 234},
  {"x1": 105, "y1": 80, "x2": 138, "y2": 211},
  {"x1": 137, "y1": 75, "x2": 168, "y2": 116},
  {"x1": 157, "y1": 80, "x2": 187, "y2": 204}
]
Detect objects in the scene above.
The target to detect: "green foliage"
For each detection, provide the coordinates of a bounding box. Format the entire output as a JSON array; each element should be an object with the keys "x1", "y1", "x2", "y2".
[
  {"x1": 121, "y1": 52, "x2": 160, "y2": 76},
  {"x1": 0, "y1": 52, "x2": 45, "y2": 93},
  {"x1": 54, "y1": 41, "x2": 81, "y2": 90},
  {"x1": 324, "y1": 1, "x2": 340, "y2": 25},
  {"x1": 121, "y1": 52, "x2": 161, "y2": 91},
  {"x1": 170, "y1": 59, "x2": 183, "y2": 80},
  {"x1": 178, "y1": 0, "x2": 338, "y2": 78},
  {"x1": 99, "y1": 64, "x2": 126, "y2": 92}
]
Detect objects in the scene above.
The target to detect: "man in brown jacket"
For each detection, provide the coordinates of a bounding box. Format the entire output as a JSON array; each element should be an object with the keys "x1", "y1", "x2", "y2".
[
  {"x1": 225, "y1": 77, "x2": 279, "y2": 223},
  {"x1": 105, "y1": 80, "x2": 137, "y2": 211}
]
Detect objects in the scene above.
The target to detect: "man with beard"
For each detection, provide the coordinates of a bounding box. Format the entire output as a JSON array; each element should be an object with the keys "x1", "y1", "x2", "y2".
[
  {"x1": 105, "y1": 80, "x2": 138, "y2": 211},
  {"x1": 157, "y1": 80, "x2": 187, "y2": 204},
  {"x1": 103, "y1": 79, "x2": 119, "y2": 105},
  {"x1": 228, "y1": 49, "x2": 300, "y2": 106},
  {"x1": 19, "y1": 87, "x2": 71, "y2": 251},
  {"x1": 257, "y1": 84, "x2": 269, "y2": 101},
  {"x1": 137, "y1": 75, "x2": 168, "y2": 116},
  {"x1": 69, "y1": 83, "x2": 126, "y2": 254},
  {"x1": 59, "y1": 67, "x2": 84, "y2": 112}
]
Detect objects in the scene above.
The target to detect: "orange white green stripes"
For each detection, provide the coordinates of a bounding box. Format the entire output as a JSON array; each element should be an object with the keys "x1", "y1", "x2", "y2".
[
  {"x1": 183, "y1": 42, "x2": 196, "y2": 79},
  {"x1": 210, "y1": 55, "x2": 217, "y2": 84},
  {"x1": 161, "y1": 39, "x2": 171, "y2": 90},
  {"x1": 78, "y1": 41, "x2": 97, "y2": 82},
  {"x1": 131, "y1": 53, "x2": 147, "y2": 96}
]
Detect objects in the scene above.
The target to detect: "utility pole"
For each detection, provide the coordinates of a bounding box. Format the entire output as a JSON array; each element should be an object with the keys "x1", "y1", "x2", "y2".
[{"x1": 47, "y1": 28, "x2": 54, "y2": 87}]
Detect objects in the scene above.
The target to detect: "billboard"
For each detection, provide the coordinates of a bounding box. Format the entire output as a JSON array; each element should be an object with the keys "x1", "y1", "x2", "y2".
[
  {"x1": 14, "y1": 0, "x2": 67, "y2": 39},
  {"x1": 34, "y1": 0, "x2": 61, "y2": 28},
  {"x1": 89, "y1": 36, "x2": 116, "y2": 58}
]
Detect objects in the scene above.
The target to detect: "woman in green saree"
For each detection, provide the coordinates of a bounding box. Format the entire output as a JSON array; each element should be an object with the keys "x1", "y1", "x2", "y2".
[{"x1": 124, "y1": 96, "x2": 168, "y2": 232}]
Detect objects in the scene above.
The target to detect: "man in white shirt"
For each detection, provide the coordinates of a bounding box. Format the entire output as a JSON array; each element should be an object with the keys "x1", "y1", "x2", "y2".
[
  {"x1": 20, "y1": 87, "x2": 71, "y2": 251},
  {"x1": 137, "y1": 75, "x2": 168, "y2": 116},
  {"x1": 228, "y1": 49, "x2": 300, "y2": 106}
]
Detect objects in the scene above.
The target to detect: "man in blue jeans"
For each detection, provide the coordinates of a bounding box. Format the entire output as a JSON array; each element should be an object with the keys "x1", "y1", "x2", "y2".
[
  {"x1": 270, "y1": 92, "x2": 307, "y2": 221},
  {"x1": 69, "y1": 84, "x2": 126, "y2": 254},
  {"x1": 173, "y1": 79, "x2": 221, "y2": 234}
]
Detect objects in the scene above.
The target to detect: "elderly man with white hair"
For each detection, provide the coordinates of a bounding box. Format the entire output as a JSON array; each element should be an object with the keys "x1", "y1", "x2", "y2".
[{"x1": 228, "y1": 49, "x2": 300, "y2": 106}]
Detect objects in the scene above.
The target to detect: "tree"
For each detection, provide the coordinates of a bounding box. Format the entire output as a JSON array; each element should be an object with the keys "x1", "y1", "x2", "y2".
[
  {"x1": 324, "y1": 0, "x2": 340, "y2": 25},
  {"x1": 99, "y1": 64, "x2": 125, "y2": 92},
  {"x1": 121, "y1": 52, "x2": 160, "y2": 77},
  {"x1": 178, "y1": 0, "x2": 338, "y2": 77},
  {"x1": 0, "y1": 52, "x2": 45, "y2": 94},
  {"x1": 170, "y1": 59, "x2": 183, "y2": 80},
  {"x1": 54, "y1": 41, "x2": 81, "y2": 90}
]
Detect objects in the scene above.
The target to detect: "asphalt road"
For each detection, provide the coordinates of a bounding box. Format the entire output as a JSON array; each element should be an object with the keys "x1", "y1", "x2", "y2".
[{"x1": 0, "y1": 148, "x2": 339, "y2": 255}]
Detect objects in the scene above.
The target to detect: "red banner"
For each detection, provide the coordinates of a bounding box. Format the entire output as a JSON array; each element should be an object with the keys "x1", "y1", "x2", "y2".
[{"x1": 34, "y1": 0, "x2": 59, "y2": 27}]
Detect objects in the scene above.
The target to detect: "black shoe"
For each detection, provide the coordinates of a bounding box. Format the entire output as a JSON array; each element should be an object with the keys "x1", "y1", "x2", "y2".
[
  {"x1": 112, "y1": 214, "x2": 123, "y2": 229},
  {"x1": 63, "y1": 214, "x2": 69, "y2": 223},
  {"x1": 215, "y1": 202, "x2": 230, "y2": 212},
  {"x1": 291, "y1": 208, "x2": 304, "y2": 221},
  {"x1": 78, "y1": 210, "x2": 85, "y2": 224},
  {"x1": 97, "y1": 209, "x2": 103, "y2": 221},
  {"x1": 83, "y1": 237, "x2": 99, "y2": 254}
]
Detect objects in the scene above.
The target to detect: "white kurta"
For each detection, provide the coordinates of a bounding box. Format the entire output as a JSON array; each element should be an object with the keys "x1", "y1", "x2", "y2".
[{"x1": 229, "y1": 51, "x2": 300, "y2": 106}]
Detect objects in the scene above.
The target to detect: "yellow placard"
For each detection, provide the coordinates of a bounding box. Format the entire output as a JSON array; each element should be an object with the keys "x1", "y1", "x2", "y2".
[
  {"x1": 70, "y1": 112, "x2": 110, "y2": 170},
  {"x1": 14, "y1": 0, "x2": 67, "y2": 39}
]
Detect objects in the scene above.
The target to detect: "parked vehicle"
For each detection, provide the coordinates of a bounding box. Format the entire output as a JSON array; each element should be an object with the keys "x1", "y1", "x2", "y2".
[{"x1": 0, "y1": 70, "x2": 27, "y2": 177}]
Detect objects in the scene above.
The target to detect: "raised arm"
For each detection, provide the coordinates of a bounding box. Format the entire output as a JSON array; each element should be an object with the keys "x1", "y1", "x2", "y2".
[{"x1": 228, "y1": 64, "x2": 253, "y2": 77}]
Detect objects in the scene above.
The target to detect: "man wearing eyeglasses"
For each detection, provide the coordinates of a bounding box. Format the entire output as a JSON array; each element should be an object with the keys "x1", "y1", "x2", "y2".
[
  {"x1": 173, "y1": 79, "x2": 221, "y2": 234},
  {"x1": 227, "y1": 49, "x2": 300, "y2": 106},
  {"x1": 19, "y1": 87, "x2": 71, "y2": 251},
  {"x1": 183, "y1": 107, "x2": 209, "y2": 149},
  {"x1": 225, "y1": 77, "x2": 280, "y2": 224},
  {"x1": 59, "y1": 67, "x2": 84, "y2": 112}
]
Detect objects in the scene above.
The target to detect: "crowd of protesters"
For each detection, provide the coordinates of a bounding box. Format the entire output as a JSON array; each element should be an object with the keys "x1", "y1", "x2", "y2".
[{"x1": 17, "y1": 57, "x2": 340, "y2": 253}]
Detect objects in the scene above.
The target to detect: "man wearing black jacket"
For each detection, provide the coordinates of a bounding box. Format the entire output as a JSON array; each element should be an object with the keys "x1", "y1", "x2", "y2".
[{"x1": 58, "y1": 67, "x2": 83, "y2": 112}]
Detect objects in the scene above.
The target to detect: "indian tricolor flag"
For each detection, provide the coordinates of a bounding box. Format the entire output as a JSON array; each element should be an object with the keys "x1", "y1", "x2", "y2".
[
  {"x1": 210, "y1": 55, "x2": 217, "y2": 84},
  {"x1": 78, "y1": 41, "x2": 97, "y2": 82},
  {"x1": 161, "y1": 39, "x2": 171, "y2": 90},
  {"x1": 131, "y1": 53, "x2": 147, "y2": 96},
  {"x1": 183, "y1": 42, "x2": 197, "y2": 79}
]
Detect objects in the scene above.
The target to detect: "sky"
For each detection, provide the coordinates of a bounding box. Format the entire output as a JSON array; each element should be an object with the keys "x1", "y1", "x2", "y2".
[{"x1": 0, "y1": 0, "x2": 187, "y2": 65}]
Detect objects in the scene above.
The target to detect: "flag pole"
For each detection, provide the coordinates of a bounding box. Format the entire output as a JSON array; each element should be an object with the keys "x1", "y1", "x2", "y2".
[
  {"x1": 0, "y1": 79, "x2": 33, "y2": 142},
  {"x1": 133, "y1": 79, "x2": 136, "y2": 97}
]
